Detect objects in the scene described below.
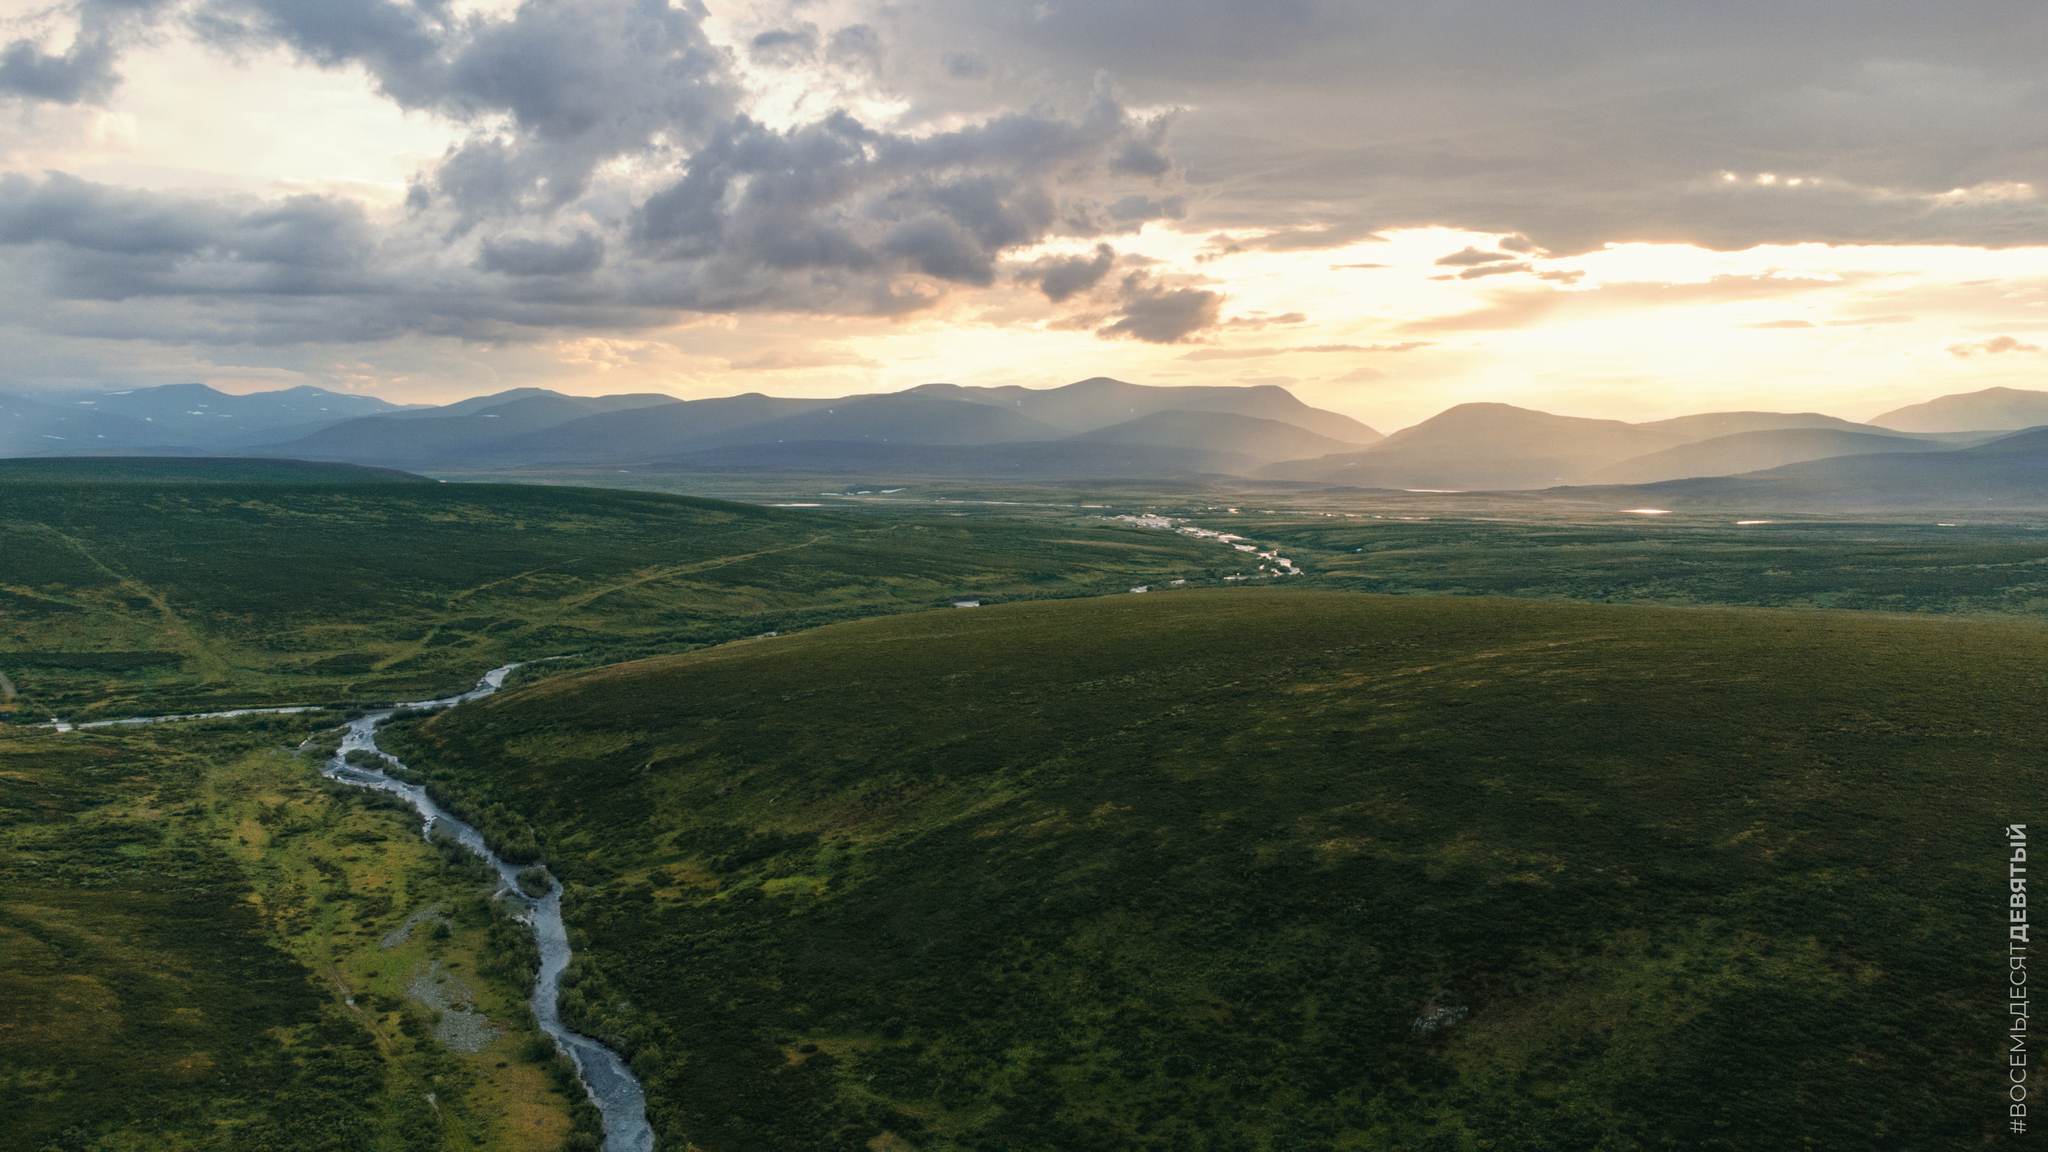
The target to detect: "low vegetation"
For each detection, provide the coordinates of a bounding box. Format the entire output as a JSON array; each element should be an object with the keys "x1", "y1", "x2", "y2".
[
  {"x1": 9, "y1": 470, "x2": 2045, "y2": 1149},
  {"x1": 0, "y1": 480, "x2": 1222, "y2": 719},
  {"x1": 386, "y1": 589, "x2": 2043, "y2": 1149},
  {"x1": 0, "y1": 712, "x2": 582, "y2": 1151}
]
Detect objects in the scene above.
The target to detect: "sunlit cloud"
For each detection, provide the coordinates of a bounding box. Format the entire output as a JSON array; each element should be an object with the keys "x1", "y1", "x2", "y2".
[{"x1": 0, "y1": 0, "x2": 2040, "y2": 436}]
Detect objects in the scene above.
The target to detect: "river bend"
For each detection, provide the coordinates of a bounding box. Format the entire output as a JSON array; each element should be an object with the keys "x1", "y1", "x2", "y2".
[
  {"x1": 41, "y1": 667, "x2": 655, "y2": 1149},
  {"x1": 315, "y1": 665, "x2": 654, "y2": 1152}
]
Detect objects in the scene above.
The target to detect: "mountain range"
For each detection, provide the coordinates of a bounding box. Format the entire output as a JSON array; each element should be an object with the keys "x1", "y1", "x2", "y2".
[
  {"x1": 0, "y1": 382, "x2": 423, "y2": 456},
  {"x1": 6, "y1": 378, "x2": 2048, "y2": 505}
]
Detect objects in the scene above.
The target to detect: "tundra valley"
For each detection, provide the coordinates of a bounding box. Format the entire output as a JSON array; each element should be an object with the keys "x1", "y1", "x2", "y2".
[{"x1": 3, "y1": 373, "x2": 2044, "y2": 1151}]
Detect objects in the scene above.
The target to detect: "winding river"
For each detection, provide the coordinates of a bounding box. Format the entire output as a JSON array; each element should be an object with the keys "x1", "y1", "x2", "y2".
[
  {"x1": 317, "y1": 664, "x2": 655, "y2": 1152},
  {"x1": 41, "y1": 667, "x2": 654, "y2": 1150}
]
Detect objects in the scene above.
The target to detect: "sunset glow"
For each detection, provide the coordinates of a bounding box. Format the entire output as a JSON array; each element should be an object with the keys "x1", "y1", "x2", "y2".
[{"x1": 1, "y1": 0, "x2": 2042, "y2": 430}]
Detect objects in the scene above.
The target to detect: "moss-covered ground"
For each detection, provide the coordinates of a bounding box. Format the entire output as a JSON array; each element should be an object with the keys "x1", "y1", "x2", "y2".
[
  {"x1": 387, "y1": 589, "x2": 2041, "y2": 1150},
  {"x1": 0, "y1": 481, "x2": 1222, "y2": 720},
  {"x1": 0, "y1": 713, "x2": 582, "y2": 1151}
]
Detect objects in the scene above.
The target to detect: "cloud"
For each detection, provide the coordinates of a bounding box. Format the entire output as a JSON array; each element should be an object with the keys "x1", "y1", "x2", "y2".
[
  {"x1": 0, "y1": 32, "x2": 121, "y2": 104},
  {"x1": 0, "y1": 0, "x2": 178, "y2": 106},
  {"x1": 1456, "y1": 261, "x2": 1531, "y2": 280},
  {"x1": 942, "y1": 49, "x2": 989, "y2": 79},
  {"x1": 1947, "y1": 335, "x2": 2042, "y2": 357},
  {"x1": 625, "y1": 75, "x2": 1187, "y2": 309},
  {"x1": 0, "y1": 172, "x2": 377, "y2": 300},
  {"x1": 1825, "y1": 314, "x2": 1915, "y2": 326},
  {"x1": 1176, "y1": 346, "x2": 1278, "y2": 361},
  {"x1": 1235, "y1": 375, "x2": 1297, "y2": 386},
  {"x1": 750, "y1": 27, "x2": 819, "y2": 68},
  {"x1": 874, "y1": 2, "x2": 2048, "y2": 254},
  {"x1": 218, "y1": 0, "x2": 737, "y2": 220},
  {"x1": 725, "y1": 348, "x2": 882, "y2": 371},
  {"x1": 1742, "y1": 319, "x2": 1816, "y2": 329},
  {"x1": 1435, "y1": 246, "x2": 1517, "y2": 267},
  {"x1": 1220, "y1": 312, "x2": 1307, "y2": 330},
  {"x1": 826, "y1": 24, "x2": 883, "y2": 72},
  {"x1": 476, "y1": 232, "x2": 605, "y2": 277},
  {"x1": 15, "y1": 0, "x2": 2046, "y2": 386},
  {"x1": 1404, "y1": 274, "x2": 1852, "y2": 334},
  {"x1": 0, "y1": 50, "x2": 1192, "y2": 344},
  {"x1": 1175, "y1": 341, "x2": 1427, "y2": 361},
  {"x1": 1105, "y1": 193, "x2": 1186, "y2": 225},
  {"x1": 1096, "y1": 272, "x2": 1221, "y2": 343},
  {"x1": 1329, "y1": 366, "x2": 1386, "y2": 383},
  {"x1": 1023, "y1": 243, "x2": 1116, "y2": 302}
]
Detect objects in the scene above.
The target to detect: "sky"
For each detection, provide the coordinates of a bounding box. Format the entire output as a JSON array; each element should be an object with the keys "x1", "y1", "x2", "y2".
[{"x1": 0, "y1": 0, "x2": 2044, "y2": 431}]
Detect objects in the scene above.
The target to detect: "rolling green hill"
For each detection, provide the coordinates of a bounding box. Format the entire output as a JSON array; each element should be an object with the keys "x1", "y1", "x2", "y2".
[{"x1": 386, "y1": 589, "x2": 2041, "y2": 1150}]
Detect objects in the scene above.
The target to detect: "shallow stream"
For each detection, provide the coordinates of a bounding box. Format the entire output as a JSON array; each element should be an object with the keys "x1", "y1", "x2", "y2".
[
  {"x1": 40, "y1": 665, "x2": 656, "y2": 1148},
  {"x1": 312, "y1": 666, "x2": 654, "y2": 1152}
]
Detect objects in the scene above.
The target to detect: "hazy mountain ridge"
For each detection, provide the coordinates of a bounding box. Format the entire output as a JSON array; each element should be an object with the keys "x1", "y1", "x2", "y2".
[
  {"x1": 1869, "y1": 385, "x2": 2048, "y2": 433},
  {"x1": 1566, "y1": 426, "x2": 2048, "y2": 507},
  {"x1": 247, "y1": 378, "x2": 1388, "y2": 473},
  {"x1": 1065, "y1": 409, "x2": 1371, "y2": 459},
  {"x1": 907, "y1": 377, "x2": 1386, "y2": 442},
  {"x1": 1261, "y1": 395, "x2": 2048, "y2": 493},
  {"x1": 1259, "y1": 402, "x2": 1698, "y2": 488},
  {"x1": 655, "y1": 438, "x2": 1263, "y2": 477},
  {"x1": 1591, "y1": 427, "x2": 1959, "y2": 485},
  {"x1": 2, "y1": 382, "x2": 419, "y2": 453},
  {"x1": 8, "y1": 381, "x2": 2048, "y2": 498}
]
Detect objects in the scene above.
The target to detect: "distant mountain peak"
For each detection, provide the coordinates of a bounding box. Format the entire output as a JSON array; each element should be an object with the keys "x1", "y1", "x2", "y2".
[{"x1": 1869, "y1": 385, "x2": 2048, "y2": 433}]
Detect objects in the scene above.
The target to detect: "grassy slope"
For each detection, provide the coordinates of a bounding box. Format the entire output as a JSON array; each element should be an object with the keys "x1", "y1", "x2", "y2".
[
  {"x1": 390, "y1": 589, "x2": 2041, "y2": 1151},
  {"x1": 1240, "y1": 515, "x2": 2048, "y2": 616},
  {"x1": 0, "y1": 716, "x2": 580, "y2": 1151},
  {"x1": 0, "y1": 482, "x2": 1221, "y2": 718}
]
